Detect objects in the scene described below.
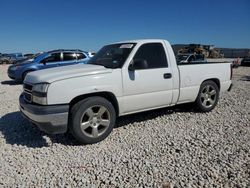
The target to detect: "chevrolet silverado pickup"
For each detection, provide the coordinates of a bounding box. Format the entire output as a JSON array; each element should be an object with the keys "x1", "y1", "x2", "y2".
[{"x1": 19, "y1": 39, "x2": 233, "y2": 144}]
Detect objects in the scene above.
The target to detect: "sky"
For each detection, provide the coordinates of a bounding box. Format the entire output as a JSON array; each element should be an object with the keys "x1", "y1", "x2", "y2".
[{"x1": 0, "y1": 0, "x2": 249, "y2": 53}]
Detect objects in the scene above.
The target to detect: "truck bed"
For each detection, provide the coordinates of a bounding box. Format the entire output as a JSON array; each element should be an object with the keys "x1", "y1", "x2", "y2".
[{"x1": 177, "y1": 62, "x2": 231, "y2": 104}]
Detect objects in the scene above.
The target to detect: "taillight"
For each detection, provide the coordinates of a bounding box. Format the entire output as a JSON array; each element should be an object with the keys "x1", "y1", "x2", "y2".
[{"x1": 230, "y1": 64, "x2": 233, "y2": 80}]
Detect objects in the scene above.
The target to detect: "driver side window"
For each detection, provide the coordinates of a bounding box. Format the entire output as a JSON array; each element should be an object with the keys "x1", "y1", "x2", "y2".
[{"x1": 133, "y1": 43, "x2": 168, "y2": 69}]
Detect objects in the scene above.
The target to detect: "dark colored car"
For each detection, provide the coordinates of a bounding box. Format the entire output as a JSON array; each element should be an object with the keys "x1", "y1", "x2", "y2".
[{"x1": 241, "y1": 57, "x2": 250, "y2": 66}]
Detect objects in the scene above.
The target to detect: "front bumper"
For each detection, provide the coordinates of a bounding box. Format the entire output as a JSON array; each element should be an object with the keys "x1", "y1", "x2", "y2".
[{"x1": 19, "y1": 94, "x2": 69, "y2": 134}]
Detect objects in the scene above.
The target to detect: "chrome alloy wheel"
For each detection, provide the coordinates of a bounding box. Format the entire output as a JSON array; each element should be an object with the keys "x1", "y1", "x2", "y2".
[
  {"x1": 200, "y1": 85, "x2": 217, "y2": 108},
  {"x1": 80, "y1": 105, "x2": 111, "y2": 138}
]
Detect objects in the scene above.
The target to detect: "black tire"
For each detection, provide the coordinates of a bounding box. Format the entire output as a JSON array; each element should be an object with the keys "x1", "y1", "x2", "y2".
[
  {"x1": 195, "y1": 80, "x2": 219, "y2": 112},
  {"x1": 22, "y1": 71, "x2": 32, "y2": 82},
  {"x1": 70, "y1": 96, "x2": 116, "y2": 144}
]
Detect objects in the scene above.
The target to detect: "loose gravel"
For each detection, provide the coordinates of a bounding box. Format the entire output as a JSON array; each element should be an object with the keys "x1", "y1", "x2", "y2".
[{"x1": 0, "y1": 65, "x2": 249, "y2": 187}]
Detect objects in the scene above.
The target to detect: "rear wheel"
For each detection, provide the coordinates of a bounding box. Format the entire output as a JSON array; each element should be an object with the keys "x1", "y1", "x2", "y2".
[
  {"x1": 70, "y1": 97, "x2": 116, "y2": 144},
  {"x1": 195, "y1": 80, "x2": 219, "y2": 112}
]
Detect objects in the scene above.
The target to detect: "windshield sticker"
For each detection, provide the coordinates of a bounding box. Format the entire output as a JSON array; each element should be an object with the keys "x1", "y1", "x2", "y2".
[{"x1": 119, "y1": 44, "x2": 134, "y2": 49}]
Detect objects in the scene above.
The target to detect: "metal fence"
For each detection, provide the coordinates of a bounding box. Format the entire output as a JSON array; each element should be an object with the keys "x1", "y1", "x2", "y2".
[{"x1": 219, "y1": 48, "x2": 250, "y2": 58}]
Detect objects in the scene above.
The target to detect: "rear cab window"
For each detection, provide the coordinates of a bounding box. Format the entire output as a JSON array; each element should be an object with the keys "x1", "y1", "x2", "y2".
[{"x1": 195, "y1": 54, "x2": 204, "y2": 61}]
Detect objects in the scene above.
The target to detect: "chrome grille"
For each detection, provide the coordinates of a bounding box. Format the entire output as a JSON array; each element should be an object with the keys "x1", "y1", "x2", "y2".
[{"x1": 23, "y1": 83, "x2": 33, "y2": 103}]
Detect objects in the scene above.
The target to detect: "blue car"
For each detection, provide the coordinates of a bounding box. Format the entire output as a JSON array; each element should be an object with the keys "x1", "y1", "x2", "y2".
[{"x1": 8, "y1": 49, "x2": 91, "y2": 82}]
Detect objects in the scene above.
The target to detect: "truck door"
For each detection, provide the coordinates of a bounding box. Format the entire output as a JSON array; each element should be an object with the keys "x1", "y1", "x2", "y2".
[{"x1": 122, "y1": 43, "x2": 173, "y2": 113}]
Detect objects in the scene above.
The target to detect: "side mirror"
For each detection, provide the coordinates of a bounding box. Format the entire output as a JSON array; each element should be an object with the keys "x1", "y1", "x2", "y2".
[{"x1": 128, "y1": 59, "x2": 148, "y2": 71}]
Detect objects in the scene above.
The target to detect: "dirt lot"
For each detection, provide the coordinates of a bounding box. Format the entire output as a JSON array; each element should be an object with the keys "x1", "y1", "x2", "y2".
[{"x1": 0, "y1": 65, "x2": 249, "y2": 187}]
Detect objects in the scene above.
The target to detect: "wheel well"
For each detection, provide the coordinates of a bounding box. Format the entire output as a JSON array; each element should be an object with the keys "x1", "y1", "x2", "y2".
[
  {"x1": 22, "y1": 70, "x2": 34, "y2": 77},
  {"x1": 22, "y1": 70, "x2": 34, "y2": 80},
  {"x1": 69, "y1": 92, "x2": 119, "y2": 116},
  {"x1": 202, "y1": 78, "x2": 220, "y2": 90}
]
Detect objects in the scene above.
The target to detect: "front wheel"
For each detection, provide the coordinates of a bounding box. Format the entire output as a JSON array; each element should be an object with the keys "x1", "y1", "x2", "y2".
[
  {"x1": 70, "y1": 96, "x2": 116, "y2": 144},
  {"x1": 195, "y1": 80, "x2": 219, "y2": 112}
]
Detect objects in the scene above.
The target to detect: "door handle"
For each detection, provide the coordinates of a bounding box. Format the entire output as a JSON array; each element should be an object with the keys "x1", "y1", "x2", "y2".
[{"x1": 163, "y1": 73, "x2": 172, "y2": 79}]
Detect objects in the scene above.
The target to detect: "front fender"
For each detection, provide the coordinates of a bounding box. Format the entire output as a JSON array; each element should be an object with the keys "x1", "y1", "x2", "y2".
[{"x1": 46, "y1": 70, "x2": 123, "y2": 105}]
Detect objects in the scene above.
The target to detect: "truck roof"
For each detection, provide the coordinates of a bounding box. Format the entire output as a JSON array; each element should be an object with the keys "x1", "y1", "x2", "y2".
[{"x1": 113, "y1": 39, "x2": 170, "y2": 45}]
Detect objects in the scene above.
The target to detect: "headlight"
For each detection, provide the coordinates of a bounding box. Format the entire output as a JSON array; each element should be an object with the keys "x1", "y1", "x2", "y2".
[
  {"x1": 32, "y1": 83, "x2": 49, "y2": 93},
  {"x1": 32, "y1": 95, "x2": 47, "y2": 105},
  {"x1": 32, "y1": 83, "x2": 50, "y2": 105}
]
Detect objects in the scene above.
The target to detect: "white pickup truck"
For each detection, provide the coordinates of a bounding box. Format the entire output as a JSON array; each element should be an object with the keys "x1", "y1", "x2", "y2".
[{"x1": 19, "y1": 39, "x2": 233, "y2": 144}]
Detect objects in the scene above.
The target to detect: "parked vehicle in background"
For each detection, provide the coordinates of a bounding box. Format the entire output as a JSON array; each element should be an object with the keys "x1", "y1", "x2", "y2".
[
  {"x1": 176, "y1": 54, "x2": 206, "y2": 64},
  {"x1": 0, "y1": 54, "x2": 10, "y2": 64},
  {"x1": 241, "y1": 57, "x2": 250, "y2": 66},
  {"x1": 0, "y1": 53, "x2": 26, "y2": 64},
  {"x1": 232, "y1": 57, "x2": 241, "y2": 68},
  {"x1": 0, "y1": 54, "x2": 9, "y2": 64},
  {"x1": 24, "y1": 54, "x2": 35, "y2": 58},
  {"x1": 19, "y1": 39, "x2": 233, "y2": 144},
  {"x1": 178, "y1": 44, "x2": 224, "y2": 58},
  {"x1": 8, "y1": 49, "x2": 91, "y2": 82},
  {"x1": 13, "y1": 52, "x2": 44, "y2": 65}
]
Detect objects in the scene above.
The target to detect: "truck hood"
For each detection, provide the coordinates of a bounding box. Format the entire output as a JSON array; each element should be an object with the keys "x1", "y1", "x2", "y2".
[{"x1": 25, "y1": 64, "x2": 112, "y2": 84}]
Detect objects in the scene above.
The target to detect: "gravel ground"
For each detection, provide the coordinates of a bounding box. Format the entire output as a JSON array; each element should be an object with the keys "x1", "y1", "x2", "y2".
[{"x1": 0, "y1": 65, "x2": 249, "y2": 187}]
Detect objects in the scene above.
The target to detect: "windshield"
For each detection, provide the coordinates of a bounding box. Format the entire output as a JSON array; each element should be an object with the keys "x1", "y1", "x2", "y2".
[
  {"x1": 34, "y1": 52, "x2": 47, "y2": 61},
  {"x1": 32, "y1": 53, "x2": 43, "y2": 58},
  {"x1": 88, "y1": 43, "x2": 136, "y2": 68}
]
